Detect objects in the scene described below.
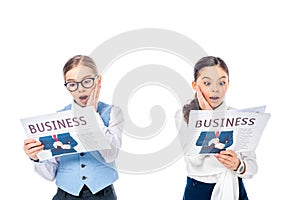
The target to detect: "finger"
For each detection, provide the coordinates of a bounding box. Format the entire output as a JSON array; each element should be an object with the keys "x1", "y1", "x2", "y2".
[
  {"x1": 28, "y1": 145, "x2": 44, "y2": 153},
  {"x1": 215, "y1": 154, "x2": 232, "y2": 162},
  {"x1": 216, "y1": 151, "x2": 236, "y2": 163},
  {"x1": 195, "y1": 85, "x2": 205, "y2": 100},
  {"x1": 86, "y1": 88, "x2": 95, "y2": 106},
  {"x1": 25, "y1": 145, "x2": 44, "y2": 156},
  {"x1": 24, "y1": 138, "x2": 37, "y2": 145},
  {"x1": 26, "y1": 140, "x2": 42, "y2": 148},
  {"x1": 220, "y1": 149, "x2": 235, "y2": 155},
  {"x1": 25, "y1": 141, "x2": 43, "y2": 151},
  {"x1": 27, "y1": 146, "x2": 44, "y2": 159},
  {"x1": 216, "y1": 151, "x2": 239, "y2": 169},
  {"x1": 195, "y1": 85, "x2": 212, "y2": 110},
  {"x1": 24, "y1": 141, "x2": 42, "y2": 152},
  {"x1": 87, "y1": 77, "x2": 101, "y2": 110},
  {"x1": 216, "y1": 156, "x2": 235, "y2": 169},
  {"x1": 94, "y1": 81, "x2": 101, "y2": 101},
  {"x1": 93, "y1": 76, "x2": 101, "y2": 105}
]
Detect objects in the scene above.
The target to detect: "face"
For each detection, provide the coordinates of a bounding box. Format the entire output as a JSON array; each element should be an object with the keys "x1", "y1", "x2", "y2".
[
  {"x1": 192, "y1": 65, "x2": 229, "y2": 108},
  {"x1": 64, "y1": 65, "x2": 99, "y2": 107}
]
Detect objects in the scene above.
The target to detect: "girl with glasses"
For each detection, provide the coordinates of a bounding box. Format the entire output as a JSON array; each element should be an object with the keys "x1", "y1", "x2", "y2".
[{"x1": 23, "y1": 55, "x2": 123, "y2": 200}]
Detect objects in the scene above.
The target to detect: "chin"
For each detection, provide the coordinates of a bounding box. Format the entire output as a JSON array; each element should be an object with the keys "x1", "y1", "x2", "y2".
[
  {"x1": 78, "y1": 102, "x2": 86, "y2": 107},
  {"x1": 211, "y1": 102, "x2": 222, "y2": 109}
]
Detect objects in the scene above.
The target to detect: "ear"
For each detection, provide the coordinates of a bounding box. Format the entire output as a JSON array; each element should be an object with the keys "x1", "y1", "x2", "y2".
[
  {"x1": 192, "y1": 81, "x2": 197, "y2": 91},
  {"x1": 97, "y1": 75, "x2": 102, "y2": 85}
]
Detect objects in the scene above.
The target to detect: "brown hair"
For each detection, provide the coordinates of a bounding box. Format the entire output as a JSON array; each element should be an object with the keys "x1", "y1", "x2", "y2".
[
  {"x1": 63, "y1": 55, "x2": 98, "y2": 80},
  {"x1": 182, "y1": 56, "x2": 229, "y2": 123}
]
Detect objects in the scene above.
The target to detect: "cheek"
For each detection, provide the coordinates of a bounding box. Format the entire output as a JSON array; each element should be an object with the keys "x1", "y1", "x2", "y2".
[
  {"x1": 219, "y1": 87, "x2": 228, "y2": 98},
  {"x1": 221, "y1": 86, "x2": 228, "y2": 93},
  {"x1": 70, "y1": 91, "x2": 77, "y2": 98},
  {"x1": 86, "y1": 88, "x2": 94, "y2": 95},
  {"x1": 200, "y1": 85, "x2": 211, "y2": 98}
]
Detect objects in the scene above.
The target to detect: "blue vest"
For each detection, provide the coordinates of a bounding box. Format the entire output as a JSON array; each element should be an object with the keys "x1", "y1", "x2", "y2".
[{"x1": 55, "y1": 102, "x2": 118, "y2": 196}]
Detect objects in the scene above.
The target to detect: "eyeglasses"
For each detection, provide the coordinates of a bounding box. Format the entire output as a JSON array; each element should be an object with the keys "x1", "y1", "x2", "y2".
[{"x1": 64, "y1": 76, "x2": 98, "y2": 92}]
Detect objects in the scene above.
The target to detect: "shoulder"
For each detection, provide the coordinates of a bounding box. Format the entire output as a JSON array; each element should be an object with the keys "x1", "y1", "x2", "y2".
[
  {"x1": 227, "y1": 106, "x2": 236, "y2": 110},
  {"x1": 57, "y1": 104, "x2": 72, "y2": 112},
  {"x1": 110, "y1": 105, "x2": 123, "y2": 119},
  {"x1": 97, "y1": 101, "x2": 111, "y2": 108},
  {"x1": 97, "y1": 101, "x2": 123, "y2": 116}
]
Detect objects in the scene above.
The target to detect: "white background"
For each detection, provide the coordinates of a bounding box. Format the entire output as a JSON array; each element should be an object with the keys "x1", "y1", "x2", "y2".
[{"x1": 1, "y1": 0, "x2": 299, "y2": 199}]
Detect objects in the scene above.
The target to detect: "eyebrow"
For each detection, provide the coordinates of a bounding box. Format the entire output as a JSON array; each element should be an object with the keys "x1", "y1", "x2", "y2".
[
  {"x1": 66, "y1": 74, "x2": 95, "y2": 82},
  {"x1": 201, "y1": 75, "x2": 227, "y2": 80}
]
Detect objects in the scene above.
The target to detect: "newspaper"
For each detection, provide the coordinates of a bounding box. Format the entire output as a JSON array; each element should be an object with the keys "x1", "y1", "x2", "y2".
[
  {"x1": 20, "y1": 106, "x2": 110, "y2": 161},
  {"x1": 187, "y1": 106, "x2": 270, "y2": 154}
]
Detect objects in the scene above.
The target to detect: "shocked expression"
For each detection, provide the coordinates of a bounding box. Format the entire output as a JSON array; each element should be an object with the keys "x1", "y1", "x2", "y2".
[
  {"x1": 64, "y1": 65, "x2": 98, "y2": 107},
  {"x1": 193, "y1": 65, "x2": 229, "y2": 108}
]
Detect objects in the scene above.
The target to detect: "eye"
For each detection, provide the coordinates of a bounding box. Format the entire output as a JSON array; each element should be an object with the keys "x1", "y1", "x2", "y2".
[
  {"x1": 219, "y1": 81, "x2": 226, "y2": 86},
  {"x1": 83, "y1": 78, "x2": 93, "y2": 85},
  {"x1": 203, "y1": 81, "x2": 211, "y2": 86},
  {"x1": 83, "y1": 79, "x2": 92, "y2": 84},
  {"x1": 67, "y1": 82, "x2": 77, "y2": 88}
]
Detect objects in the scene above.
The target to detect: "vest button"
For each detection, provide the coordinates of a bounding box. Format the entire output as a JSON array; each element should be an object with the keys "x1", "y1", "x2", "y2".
[
  {"x1": 81, "y1": 164, "x2": 86, "y2": 168},
  {"x1": 82, "y1": 176, "x2": 87, "y2": 180}
]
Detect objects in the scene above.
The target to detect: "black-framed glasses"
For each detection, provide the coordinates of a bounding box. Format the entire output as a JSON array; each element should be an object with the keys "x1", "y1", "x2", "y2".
[{"x1": 64, "y1": 76, "x2": 98, "y2": 92}]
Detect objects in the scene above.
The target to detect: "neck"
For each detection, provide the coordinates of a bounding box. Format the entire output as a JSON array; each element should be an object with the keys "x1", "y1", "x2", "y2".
[{"x1": 213, "y1": 102, "x2": 224, "y2": 110}]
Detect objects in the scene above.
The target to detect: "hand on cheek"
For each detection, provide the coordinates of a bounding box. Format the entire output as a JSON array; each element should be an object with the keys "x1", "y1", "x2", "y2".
[
  {"x1": 87, "y1": 76, "x2": 101, "y2": 111},
  {"x1": 196, "y1": 85, "x2": 212, "y2": 110}
]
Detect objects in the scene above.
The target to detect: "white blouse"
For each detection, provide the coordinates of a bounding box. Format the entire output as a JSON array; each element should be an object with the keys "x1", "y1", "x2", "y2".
[{"x1": 175, "y1": 103, "x2": 258, "y2": 199}]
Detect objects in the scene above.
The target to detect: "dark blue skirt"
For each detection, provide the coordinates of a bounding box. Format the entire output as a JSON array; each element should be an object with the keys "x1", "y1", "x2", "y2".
[{"x1": 183, "y1": 177, "x2": 248, "y2": 200}]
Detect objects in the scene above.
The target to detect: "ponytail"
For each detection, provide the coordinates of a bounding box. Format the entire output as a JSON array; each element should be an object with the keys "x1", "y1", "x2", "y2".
[{"x1": 182, "y1": 93, "x2": 200, "y2": 123}]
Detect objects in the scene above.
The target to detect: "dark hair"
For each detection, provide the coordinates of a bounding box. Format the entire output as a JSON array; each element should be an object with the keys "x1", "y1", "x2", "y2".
[
  {"x1": 63, "y1": 55, "x2": 98, "y2": 80},
  {"x1": 182, "y1": 56, "x2": 229, "y2": 123}
]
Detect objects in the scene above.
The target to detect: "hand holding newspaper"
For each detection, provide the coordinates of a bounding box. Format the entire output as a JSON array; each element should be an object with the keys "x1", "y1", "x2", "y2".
[
  {"x1": 20, "y1": 106, "x2": 110, "y2": 161},
  {"x1": 187, "y1": 106, "x2": 270, "y2": 154}
]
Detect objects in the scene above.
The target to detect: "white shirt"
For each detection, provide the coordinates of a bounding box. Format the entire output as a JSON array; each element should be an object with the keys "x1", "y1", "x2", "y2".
[{"x1": 175, "y1": 103, "x2": 258, "y2": 199}]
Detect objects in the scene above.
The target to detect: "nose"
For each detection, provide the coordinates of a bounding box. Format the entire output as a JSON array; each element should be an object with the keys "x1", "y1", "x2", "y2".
[
  {"x1": 211, "y1": 84, "x2": 219, "y2": 92},
  {"x1": 77, "y1": 83, "x2": 86, "y2": 92}
]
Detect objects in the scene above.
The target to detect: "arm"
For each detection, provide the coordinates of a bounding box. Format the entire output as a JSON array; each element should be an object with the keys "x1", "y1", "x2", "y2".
[
  {"x1": 24, "y1": 138, "x2": 59, "y2": 181},
  {"x1": 175, "y1": 109, "x2": 192, "y2": 151},
  {"x1": 236, "y1": 151, "x2": 258, "y2": 179},
  {"x1": 97, "y1": 106, "x2": 123, "y2": 163},
  {"x1": 215, "y1": 150, "x2": 258, "y2": 179},
  {"x1": 175, "y1": 109, "x2": 205, "y2": 166},
  {"x1": 33, "y1": 157, "x2": 59, "y2": 181}
]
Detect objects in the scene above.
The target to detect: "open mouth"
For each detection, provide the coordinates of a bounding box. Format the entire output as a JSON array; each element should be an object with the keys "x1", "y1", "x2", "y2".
[
  {"x1": 209, "y1": 97, "x2": 220, "y2": 100},
  {"x1": 79, "y1": 95, "x2": 88, "y2": 100}
]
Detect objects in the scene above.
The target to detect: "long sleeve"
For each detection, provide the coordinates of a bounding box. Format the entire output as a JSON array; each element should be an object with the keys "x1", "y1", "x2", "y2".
[
  {"x1": 175, "y1": 109, "x2": 206, "y2": 166},
  {"x1": 175, "y1": 107, "x2": 258, "y2": 182},
  {"x1": 175, "y1": 109, "x2": 193, "y2": 151},
  {"x1": 33, "y1": 157, "x2": 59, "y2": 181},
  {"x1": 97, "y1": 106, "x2": 123, "y2": 163},
  {"x1": 235, "y1": 151, "x2": 258, "y2": 179}
]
